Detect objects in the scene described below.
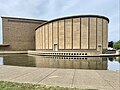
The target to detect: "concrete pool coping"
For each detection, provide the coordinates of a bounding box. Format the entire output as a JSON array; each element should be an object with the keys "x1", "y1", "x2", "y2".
[
  {"x1": 0, "y1": 50, "x2": 120, "y2": 57},
  {"x1": 0, "y1": 65, "x2": 119, "y2": 90},
  {"x1": 0, "y1": 51, "x2": 27, "y2": 54},
  {"x1": 28, "y1": 50, "x2": 120, "y2": 57}
]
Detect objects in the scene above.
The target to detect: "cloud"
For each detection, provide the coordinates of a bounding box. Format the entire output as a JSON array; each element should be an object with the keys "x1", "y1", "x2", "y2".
[{"x1": 0, "y1": 0, "x2": 119, "y2": 43}]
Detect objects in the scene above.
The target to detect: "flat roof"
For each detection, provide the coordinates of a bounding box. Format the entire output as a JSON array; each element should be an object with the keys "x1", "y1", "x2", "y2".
[
  {"x1": 35, "y1": 15, "x2": 109, "y2": 30},
  {"x1": 1, "y1": 16, "x2": 47, "y2": 22}
]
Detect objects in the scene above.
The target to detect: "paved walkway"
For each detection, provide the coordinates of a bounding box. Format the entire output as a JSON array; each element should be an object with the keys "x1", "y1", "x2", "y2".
[{"x1": 0, "y1": 65, "x2": 120, "y2": 90}]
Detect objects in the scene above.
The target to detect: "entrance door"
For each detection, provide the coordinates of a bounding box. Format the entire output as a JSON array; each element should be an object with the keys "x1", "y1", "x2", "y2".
[{"x1": 53, "y1": 44, "x2": 58, "y2": 51}]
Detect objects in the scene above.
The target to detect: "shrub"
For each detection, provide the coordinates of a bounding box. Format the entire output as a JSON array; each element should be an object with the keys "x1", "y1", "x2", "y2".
[{"x1": 113, "y1": 40, "x2": 120, "y2": 50}]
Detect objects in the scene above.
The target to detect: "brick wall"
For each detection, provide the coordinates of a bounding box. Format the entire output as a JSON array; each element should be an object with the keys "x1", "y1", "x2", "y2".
[{"x1": 2, "y1": 17, "x2": 47, "y2": 51}]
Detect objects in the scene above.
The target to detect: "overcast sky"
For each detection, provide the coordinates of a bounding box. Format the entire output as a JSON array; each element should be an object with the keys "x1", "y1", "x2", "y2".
[{"x1": 0, "y1": 0, "x2": 119, "y2": 44}]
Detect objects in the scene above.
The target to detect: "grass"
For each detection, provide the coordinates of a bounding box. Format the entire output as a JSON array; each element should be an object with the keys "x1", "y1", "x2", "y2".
[{"x1": 0, "y1": 81, "x2": 97, "y2": 90}]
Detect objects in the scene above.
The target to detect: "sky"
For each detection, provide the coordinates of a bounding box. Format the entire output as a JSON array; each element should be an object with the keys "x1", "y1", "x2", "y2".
[{"x1": 0, "y1": 0, "x2": 119, "y2": 44}]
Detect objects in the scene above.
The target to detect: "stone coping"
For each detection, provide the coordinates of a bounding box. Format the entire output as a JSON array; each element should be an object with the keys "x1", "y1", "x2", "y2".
[
  {"x1": 0, "y1": 44, "x2": 10, "y2": 47},
  {"x1": 0, "y1": 51, "x2": 27, "y2": 54},
  {"x1": 28, "y1": 50, "x2": 120, "y2": 57}
]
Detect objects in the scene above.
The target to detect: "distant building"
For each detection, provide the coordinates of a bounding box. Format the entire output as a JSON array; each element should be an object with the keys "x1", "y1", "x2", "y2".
[{"x1": 0, "y1": 15, "x2": 109, "y2": 56}]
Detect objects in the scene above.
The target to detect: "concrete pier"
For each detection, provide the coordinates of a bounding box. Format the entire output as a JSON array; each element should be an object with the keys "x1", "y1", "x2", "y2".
[{"x1": 0, "y1": 65, "x2": 119, "y2": 90}]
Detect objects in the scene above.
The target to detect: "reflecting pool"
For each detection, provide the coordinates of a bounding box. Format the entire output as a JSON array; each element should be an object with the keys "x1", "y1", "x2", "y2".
[{"x1": 0, "y1": 54, "x2": 120, "y2": 70}]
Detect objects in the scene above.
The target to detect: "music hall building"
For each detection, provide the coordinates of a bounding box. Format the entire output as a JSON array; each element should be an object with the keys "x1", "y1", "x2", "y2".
[{"x1": 0, "y1": 15, "x2": 109, "y2": 56}]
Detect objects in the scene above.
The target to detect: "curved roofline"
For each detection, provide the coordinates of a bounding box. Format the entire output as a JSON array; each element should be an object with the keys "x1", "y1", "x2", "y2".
[{"x1": 35, "y1": 15, "x2": 109, "y2": 30}]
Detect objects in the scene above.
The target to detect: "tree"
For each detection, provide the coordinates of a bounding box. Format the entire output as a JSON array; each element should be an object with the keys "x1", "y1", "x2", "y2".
[
  {"x1": 108, "y1": 41, "x2": 114, "y2": 48},
  {"x1": 113, "y1": 40, "x2": 120, "y2": 50}
]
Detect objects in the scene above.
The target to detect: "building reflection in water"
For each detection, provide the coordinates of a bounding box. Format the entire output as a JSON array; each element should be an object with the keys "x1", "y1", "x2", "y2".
[
  {"x1": 33, "y1": 56, "x2": 107, "y2": 70},
  {"x1": 115, "y1": 57, "x2": 120, "y2": 63},
  {"x1": 3, "y1": 54, "x2": 36, "y2": 67},
  {"x1": 3, "y1": 54, "x2": 109, "y2": 70}
]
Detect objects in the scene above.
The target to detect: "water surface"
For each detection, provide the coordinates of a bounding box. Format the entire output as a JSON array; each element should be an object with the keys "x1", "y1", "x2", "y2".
[{"x1": 0, "y1": 54, "x2": 120, "y2": 70}]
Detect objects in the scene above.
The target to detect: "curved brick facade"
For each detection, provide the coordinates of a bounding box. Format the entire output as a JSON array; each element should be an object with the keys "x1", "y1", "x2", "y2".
[{"x1": 35, "y1": 15, "x2": 109, "y2": 53}]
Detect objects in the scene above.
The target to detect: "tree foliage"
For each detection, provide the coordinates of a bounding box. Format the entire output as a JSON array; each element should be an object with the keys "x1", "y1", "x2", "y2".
[
  {"x1": 113, "y1": 40, "x2": 120, "y2": 49},
  {"x1": 108, "y1": 41, "x2": 114, "y2": 48}
]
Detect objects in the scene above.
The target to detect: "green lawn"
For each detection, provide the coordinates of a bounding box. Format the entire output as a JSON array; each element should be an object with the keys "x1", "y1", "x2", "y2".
[{"x1": 0, "y1": 81, "x2": 97, "y2": 90}]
